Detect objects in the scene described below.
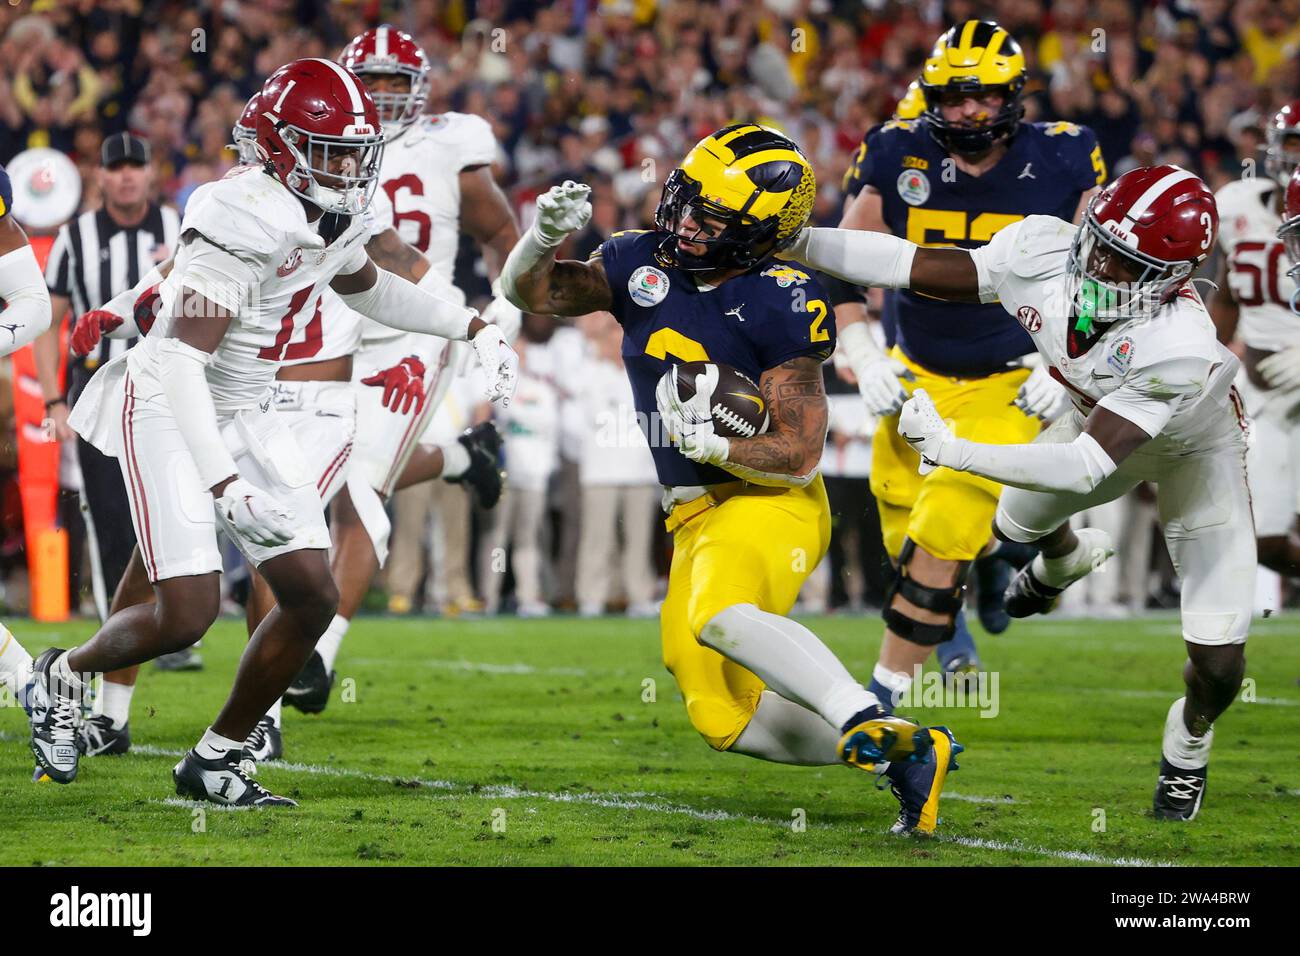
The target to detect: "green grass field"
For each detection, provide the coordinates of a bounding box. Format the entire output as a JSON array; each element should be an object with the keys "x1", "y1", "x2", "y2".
[{"x1": 1, "y1": 613, "x2": 1296, "y2": 866}]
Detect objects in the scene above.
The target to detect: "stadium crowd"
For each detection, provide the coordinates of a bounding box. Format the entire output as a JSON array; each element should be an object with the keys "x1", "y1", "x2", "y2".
[{"x1": 0, "y1": 0, "x2": 1297, "y2": 619}]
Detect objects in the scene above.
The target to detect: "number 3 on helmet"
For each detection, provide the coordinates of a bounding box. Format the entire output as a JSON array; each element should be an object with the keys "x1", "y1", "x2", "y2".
[
  {"x1": 255, "y1": 58, "x2": 386, "y2": 216},
  {"x1": 1067, "y1": 164, "x2": 1218, "y2": 324}
]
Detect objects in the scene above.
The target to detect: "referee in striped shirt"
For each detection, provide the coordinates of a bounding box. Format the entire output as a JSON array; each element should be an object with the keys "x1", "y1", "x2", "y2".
[{"x1": 34, "y1": 133, "x2": 185, "y2": 657}]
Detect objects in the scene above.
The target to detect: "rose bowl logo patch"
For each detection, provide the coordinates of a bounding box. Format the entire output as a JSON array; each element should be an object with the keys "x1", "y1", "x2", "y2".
[
  {"x1": 1016, "y1": 305, "x2": 1042, "y2": 333},
  {"x1": 896, "y1": 169, "x2": 931, "y2": 206},
  {"x1": 629, "y1": 265, "x2": 670, "y2": 307},
  {"x1": 1108, "y1": 335, "x2": 1135, "y2": 376}
]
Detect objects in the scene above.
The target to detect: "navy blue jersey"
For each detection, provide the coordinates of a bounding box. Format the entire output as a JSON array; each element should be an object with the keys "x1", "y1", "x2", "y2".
[
  {"x1": 594, "y1": 230, "x2": 836, "y2": 487},
  {"x1": 843, "y1": 119, "x2": 1105, "y2": 376},
  {"x1": 0, "y1": 165, "x2": 12, "y2": 221}
]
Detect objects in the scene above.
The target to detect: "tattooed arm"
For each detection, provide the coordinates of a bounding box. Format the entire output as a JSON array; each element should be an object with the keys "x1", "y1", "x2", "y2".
[
  {"x1": 365, "y1": 227, "x2": 429, "y2": 284},
  {"x1": 722, "y1": 355, "x2": 828, "y2": 485},
  {"x1": 504, "y1": 254, "x2": 614, "y2": 317}
]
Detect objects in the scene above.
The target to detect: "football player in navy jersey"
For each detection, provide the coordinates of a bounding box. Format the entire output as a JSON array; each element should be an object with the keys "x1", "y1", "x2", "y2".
[
  {"x1": 832, "y1": 21, "x2": 1107, "y2": 702},
  {"x1": 0, "y1": 163, "x2": 53, "y2": 718},
  {"x1": 501, "y1": 125, "x2": 963, "y2": 835}
]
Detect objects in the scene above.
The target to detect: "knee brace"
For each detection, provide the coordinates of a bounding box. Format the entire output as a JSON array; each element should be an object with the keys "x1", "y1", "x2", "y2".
[{"x1": 882, "y1": 538, "x2": 969, "y2": 646}]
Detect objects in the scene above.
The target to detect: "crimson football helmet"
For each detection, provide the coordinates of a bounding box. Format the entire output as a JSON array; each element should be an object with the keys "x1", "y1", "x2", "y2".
[
  {"x1": 1265, "y1": 100, "x2": 1300, "y2": 187},
  {"x1": 231, "y1": 92, "x2": 261, "y2": 166},
  {"x1": 339, "y1": 25, "x2": 431, "y2": 139},
  {"x1": 1277, "y1": 165, "x2": 1300, "y2": 314},
  {"x1": 255, "y1": 58, "x2": 385, "y2": 216},
  {"x1": 1067, "y1": 164, "x2": 1217, "y2": 324}
]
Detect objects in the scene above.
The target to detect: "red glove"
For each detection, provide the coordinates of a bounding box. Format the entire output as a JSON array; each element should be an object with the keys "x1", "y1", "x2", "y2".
[
  {"x1": 362, "y1": 355, "x2": 427, "y2": 415},
  {"x1": 70, "y1": 309, "x2": 124, "y2": 357}
]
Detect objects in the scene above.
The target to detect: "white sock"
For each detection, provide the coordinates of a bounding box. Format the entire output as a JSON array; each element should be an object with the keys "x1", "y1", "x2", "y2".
[
  {"x1": 731, "y1": 691, "x2": 841, "y2": 765},
  {"x1": 267, "y1": 698, "x2": 282, "y2": 728},
  {"x1": 52, "y1": 649, "x2": 88, "y2": 700},
  {"x1": 0, "y1": 624, "x2": 32, "y2": 692},
  {"x1": 101, "y1": 680, "x2": 135, "y2": 729},
  {"x1": 438, "y1": 441, "x2": 470, "y2": 480},
  {"x1": 316, "y1": 614, "x2": 350, "y2": 672},
  {"x1": 873, "y1": 663, "x2": 913, "y2": 705},
  {"x1": 195, "y1": 727, "x2": 245, "y2": 760},
  {"x1": 1036, "y1": 527, "x2": 1113, "y2": 588},
  {"x1": 700, "y1": 604, "x2": 880, "y2": 730},
  {"x1": 1162, "y1": 696, "x2": 1214, "y2": 770}
]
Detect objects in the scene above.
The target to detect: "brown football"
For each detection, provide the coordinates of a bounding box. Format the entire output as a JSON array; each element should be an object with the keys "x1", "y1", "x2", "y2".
[{"x1": 674, "y1": 361, "x2": 769, "y2": 439}]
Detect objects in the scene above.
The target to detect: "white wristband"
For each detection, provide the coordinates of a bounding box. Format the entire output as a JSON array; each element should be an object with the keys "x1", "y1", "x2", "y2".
[{"x1": 837, "y1": 319, "x2": 888, "y2": 381}]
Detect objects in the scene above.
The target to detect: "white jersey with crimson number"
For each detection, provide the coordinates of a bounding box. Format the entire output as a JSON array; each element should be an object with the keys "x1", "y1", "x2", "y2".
[
  {"x1": 1215, "y1": 177, "x2": 1299, "y2": 351},
  {"x1": 971, "y1": 213, "x2": 1255, "y2": 647}
]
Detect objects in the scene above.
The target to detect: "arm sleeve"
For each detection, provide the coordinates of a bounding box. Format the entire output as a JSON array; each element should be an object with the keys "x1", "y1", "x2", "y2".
[
  {"x1": 0, "y1": 243, "x2": 52, "y2": 357},
  {"x1": 156, "y1": 337, "x2": 238, "y2": 490},
  {"x1": 940, "y1": 430, "x2": 1118, "y2": 495},
  {"x1": 97, "y1": 264, "x2": 167, "y2": 339},
  {"x1": 337, "y1": 267, "x2": 476, "y2": 340},
  {"x1": 781, "y1": 227, "x2": 916, "y2": 291}
]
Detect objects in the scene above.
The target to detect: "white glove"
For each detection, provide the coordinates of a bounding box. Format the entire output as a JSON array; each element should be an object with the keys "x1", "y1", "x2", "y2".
[
  {"x1": 471, "y1": 323, "x2": 519, "y2": 406},
  {"x1": 1014, "y1": 364, "x2": 1070, "y2": 421},
  {"x1": 1257, "y1": 345, "x2": 1300, "y2": 391},
  {"x1": 859, "y1": 356, "x2": 910, "y2": 416},
  {"x1": 215, "y1": 477, "x2": 296, "y2": 548},
  {"x1": 654, "y1": 364, "x2": 730, "y2": 466},
  {"x1": 533, "y1": 180, "x2": 592, "y2": 247},
  {"x1": 897, "y1": 388, "x2": 956, "y2": 476}
]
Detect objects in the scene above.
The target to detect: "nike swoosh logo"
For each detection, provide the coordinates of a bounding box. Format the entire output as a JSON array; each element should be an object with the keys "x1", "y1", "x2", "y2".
[
  {"x1": 1090, "y1": 371, "x2": 1113, "y2": 380},
  {"x1": 727, "y1": 392, "x2": 765, "y2": 414}
]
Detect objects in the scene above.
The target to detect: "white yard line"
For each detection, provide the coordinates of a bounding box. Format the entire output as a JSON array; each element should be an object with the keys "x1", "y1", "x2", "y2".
[
  {"x1": 345, "y1": 658, "x2": 591, "y2": 677},
  {"x1": 2, "y1": 730, "x2": 1166, "y2": 866}
]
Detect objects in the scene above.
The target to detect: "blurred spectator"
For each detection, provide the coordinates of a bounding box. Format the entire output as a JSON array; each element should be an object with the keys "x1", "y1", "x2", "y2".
[
  {"x1": 573, "y1": 312, "x2": 659, "y2": 618},
  {"x1": 481, "y1": 315, "x2": 562, "y2": 617}
]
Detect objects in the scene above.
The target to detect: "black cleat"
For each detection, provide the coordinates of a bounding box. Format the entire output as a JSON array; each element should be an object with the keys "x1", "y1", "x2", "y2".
[
  {"x1": 78, "y1": 714, "x2": 131, "y2": 756},
  {"x1": 1003, "y1": 564, "x2": 1064, "y2": 618},
  {"x1": 173, "y1": 749, "x2": 297, "y2": 807},
  {"x1": 242, "y1": 716, "x2": 283, "y2": 762},
  {"x1": 973, "y1": 541, "x2": 1035, "y2": 634},
  {"x1": 28, "y1": 648, "x2": 82, "y2": 784},
  {"x1": 155, "y1": 646, "x2": 203, "y2": 672},
  {"x1": 447, "y1": 422, "x2": 503, "y2": 509},
  {"x1": 1153, "y1": 758, "x2": 1207, "y2": 821},
  {"x1": 283, "y1": 651, "x2": 335, "y2": 715}
]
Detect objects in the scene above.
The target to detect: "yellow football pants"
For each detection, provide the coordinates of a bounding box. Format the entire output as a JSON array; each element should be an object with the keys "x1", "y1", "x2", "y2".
[
  {"x1": 659, "y1": 477, "x2": 832, "y2": 751},
  {"x1": 871, "y1": 346, "x2": 1038, "y2": 562}
]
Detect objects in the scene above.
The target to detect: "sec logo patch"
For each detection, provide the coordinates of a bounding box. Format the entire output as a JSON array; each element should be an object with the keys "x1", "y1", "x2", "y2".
[
  {"x1": 1017, "y1": 305, "x2": 1042, "y2": 333},
  {"x1": 897, "y1": 169, "x2": 931, "y2": 206},
  {"x1": 629, "y1": 265, "x2": 670, "y2": 307}
]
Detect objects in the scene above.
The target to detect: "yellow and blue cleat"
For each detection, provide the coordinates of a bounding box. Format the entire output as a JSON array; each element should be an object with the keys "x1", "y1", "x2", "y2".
[
  {"x1": 838, "y1": 713, "x2": 934, "y2": 769},
  {"x1": 882, "y1": 726, "x2": 963, "y2": 836}
]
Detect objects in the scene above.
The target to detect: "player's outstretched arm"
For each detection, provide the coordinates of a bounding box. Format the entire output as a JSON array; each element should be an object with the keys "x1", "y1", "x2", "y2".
[
  {"x1": 898, "y1": 387, "x2": 1155, "y2": 495},
  {"x1": 781, "y1": 226, "x2": 981, "y2": 303},
  {"x1": 0, "y1": 214, "x2": 52, "y2": 357},
  {"x1": 333, "y1": 258, "x2": 518, "y2": 405},
  {"x1": 500, "y1": 181, "x2": 614, "y2": 317}
]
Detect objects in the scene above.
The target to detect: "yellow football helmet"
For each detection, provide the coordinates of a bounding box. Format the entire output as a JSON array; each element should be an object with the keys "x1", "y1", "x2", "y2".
[
  {"x1": 894, "y1": 80, "x2": 925, "y2": 121},
  {"x1": 654, "y1": 124, "x2": 816, "y2": 272},
  {"x1": 920, "y1": 19, "x2": 1027, "y2": 156}
]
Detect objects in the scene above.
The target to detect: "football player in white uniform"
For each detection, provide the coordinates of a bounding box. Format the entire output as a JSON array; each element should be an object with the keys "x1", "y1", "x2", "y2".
[
  {"x1": 0, "y1": 161, "x2": 53, "y2": 712},
  {"x1": 1210, "y1": 101, "x2": 1300, "y2": 577},
  {"x1": 272, "y1": 25, "x2": 523, "y2": 711},
  {"x1": 26, "y1": 59, "x2": 517, "y2": 805},
  {"x1": 785, "y1": 165, "x2": 1254, "y2": 821},
  {"x1": 63, "y1": 94, "x2": 507, "y2": 762}
]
